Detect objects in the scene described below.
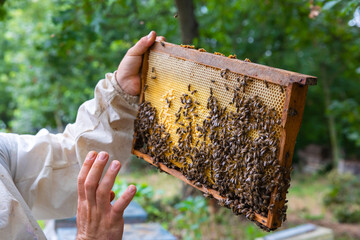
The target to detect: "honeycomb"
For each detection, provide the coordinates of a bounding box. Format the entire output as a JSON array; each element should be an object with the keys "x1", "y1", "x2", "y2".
[
  {"x1": 144, "y1": 51, "x2": 285, "y2": 160},
  {"x1": 134, "y1": 48, "x2": 291, "y2": 231}
]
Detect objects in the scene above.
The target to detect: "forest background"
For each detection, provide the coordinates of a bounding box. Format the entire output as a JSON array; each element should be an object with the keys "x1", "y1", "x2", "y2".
[{"x1": 0, "y1": 1, "x2": 360, "y2": 239}]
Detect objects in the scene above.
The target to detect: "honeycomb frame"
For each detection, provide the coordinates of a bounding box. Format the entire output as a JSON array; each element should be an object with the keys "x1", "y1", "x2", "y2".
[{"x1": 132, "y1": 41, "x2": 317, "y2": 230}]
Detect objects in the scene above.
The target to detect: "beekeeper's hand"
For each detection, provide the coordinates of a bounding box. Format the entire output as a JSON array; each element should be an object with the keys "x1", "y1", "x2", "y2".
[
  {"x1": 76, "y1": 151, "x2": 137, "y2": 240},
  {"x1": 116, "y1": 31, "x2": 166, "y2": 95}
]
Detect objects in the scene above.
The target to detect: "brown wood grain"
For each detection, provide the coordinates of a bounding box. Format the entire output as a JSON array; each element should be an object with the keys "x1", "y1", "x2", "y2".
[
  {"x1": 150, "y1": 41, "x2": 317, "y2": 86},
  {"x1": 266, "y1": 83, "x2": 309, "y2": 229}
]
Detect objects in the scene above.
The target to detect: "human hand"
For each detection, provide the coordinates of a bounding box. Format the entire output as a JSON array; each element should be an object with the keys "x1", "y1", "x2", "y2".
[
  {"x1": 76, "y1": 151, "x2": 137, "y2": 240},
  {"x1": 116, "y1": 31, "x2": 166, "y2": 96}
]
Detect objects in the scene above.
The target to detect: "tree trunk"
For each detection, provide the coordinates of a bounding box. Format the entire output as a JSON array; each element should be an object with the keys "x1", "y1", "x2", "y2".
[
  {"x1": 54, "y1": 110, "x2": 64, "y2": 133},
  {"x1": 320, "y1": 65, "x2": 341, "y2": 169},
  {"x1": 174, "y1": 0, "x2": 199, "y2": 44}
]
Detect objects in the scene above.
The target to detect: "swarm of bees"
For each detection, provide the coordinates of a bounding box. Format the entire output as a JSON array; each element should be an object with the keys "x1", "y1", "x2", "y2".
[{"x1": 134, "y1": 67, "x2": 291, "y2": 231}]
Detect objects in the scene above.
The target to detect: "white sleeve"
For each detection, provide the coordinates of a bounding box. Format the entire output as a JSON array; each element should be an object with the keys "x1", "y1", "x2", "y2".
[{"x1": 0, "y1": 71, "x2": 139, "y2": 220}]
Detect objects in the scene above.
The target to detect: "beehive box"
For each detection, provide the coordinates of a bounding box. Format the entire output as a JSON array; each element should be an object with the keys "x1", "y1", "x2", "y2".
[{"x1": 132, "y1": 41, "x2": 317, "y2": 231}]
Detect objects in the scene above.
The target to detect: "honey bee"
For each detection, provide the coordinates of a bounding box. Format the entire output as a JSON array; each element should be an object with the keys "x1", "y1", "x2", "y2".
[
  {"x1": 203, "y1": 192, "x2": 211, "y2": 198},
  {"x1": 280, "y1": 85, "x2": 284, "y2": 93},
  {"x1": 188, "y1": 84, "x2": 191, "y2": 91},
  {"x1": 265, "y1": 80, "x2": 269, "y2": 88},
  {"x1": 240, "y1": 78, "x2": 248, "y2": 93},
  {"x1": 160, "y1": 41, "x2": 165, "y2": 47},
  {"x1": 220, "y1": 68, "x2": 229, "y2": 79}
]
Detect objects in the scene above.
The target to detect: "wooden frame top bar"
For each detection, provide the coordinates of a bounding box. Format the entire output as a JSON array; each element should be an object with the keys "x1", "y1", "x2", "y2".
[{"x1": 151, "y1": 41, "x2": 317, "y2": 86}]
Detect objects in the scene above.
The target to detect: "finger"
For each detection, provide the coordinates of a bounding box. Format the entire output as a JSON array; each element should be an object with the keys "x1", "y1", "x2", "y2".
[
  {"x1": 110, "y1": 191, "x2": 115, "y2": 202},
  {"x1": 78, "y1": 151, "x2": 97, "y2": 201},
  {"x1": 96, "y1": 160, "x2": 121, "y2": 208},
  {"x1": 111, "y1": 185, "x2": 137, "y2": 222},
  {"x1": 84, "y1": 151, "x2": 109, "y2": 205},
  {"x1": 156, "y1": 36, "x2": 166, "y2": 42},
  {"x1": 126, "y1": 31, "x2": 157, "y2": 56}
]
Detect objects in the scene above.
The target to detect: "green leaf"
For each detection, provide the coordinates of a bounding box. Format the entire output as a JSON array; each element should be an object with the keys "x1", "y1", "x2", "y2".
[{"x1": 322, "y1": 0, "x2": 341, "y2": 10}]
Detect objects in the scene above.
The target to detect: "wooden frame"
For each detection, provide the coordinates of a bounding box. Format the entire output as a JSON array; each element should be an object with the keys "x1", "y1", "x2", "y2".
[{"x1": 132, "y1": 41, "x2": 316, "y2": 230}]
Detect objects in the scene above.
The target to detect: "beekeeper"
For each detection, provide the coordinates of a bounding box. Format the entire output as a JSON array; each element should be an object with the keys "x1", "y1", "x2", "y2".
[{"x1": 0, "y1": 31, "x2": 164, "y2": 240}]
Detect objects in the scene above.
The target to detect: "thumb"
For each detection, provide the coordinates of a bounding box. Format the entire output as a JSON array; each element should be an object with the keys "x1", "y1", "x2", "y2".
[{"x1": 126, "y1": 31, "x2": 157, "y2": 56}]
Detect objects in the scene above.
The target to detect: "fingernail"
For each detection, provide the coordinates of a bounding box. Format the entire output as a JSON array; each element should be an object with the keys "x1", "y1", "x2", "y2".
[
  {"x1": 98, "y1": 152, "x2": 108, "y2": 161},
  {"x1": 147, "y1": 31, "x2": 154, "y2": 39},
  {"x1": 86, "y1": 151, "x2": 96, "y2": 160},
  {"x1": 127, "y1": 185, "x2": 136, "y2": 194},
  {"x1": 111, "y1": 161, "x2": 120, "y2": 171}
]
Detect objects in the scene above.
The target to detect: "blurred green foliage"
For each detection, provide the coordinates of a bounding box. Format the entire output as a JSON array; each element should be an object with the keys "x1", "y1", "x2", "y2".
[
  {"x1": 174, "y1": 196, "x2": 209, "y2": 239},
  {"x1": 329, "y1": 99, "x2": 360, "y2": 156},
  {"x1": 323, "y1": 171, "x2": 360, "y2": 223},
  {"x1": 113, "y1": 178, "x2": 163, "y2": 218},
  {"x1": 0, "y1": 0, "x2": 359, "y2": 161}
]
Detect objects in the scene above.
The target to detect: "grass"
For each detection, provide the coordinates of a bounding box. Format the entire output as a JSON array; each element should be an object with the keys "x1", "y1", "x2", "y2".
[
  {"x1": 287, "y1": 173, "x2": 333, "y2": 222},
  {"x1": 288, "y1": 173, "x2": 331, "y2": 197}
]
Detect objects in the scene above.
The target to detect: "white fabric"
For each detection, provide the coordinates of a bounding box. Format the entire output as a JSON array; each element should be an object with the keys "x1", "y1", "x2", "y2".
[{"x1": 0, "y1": 72, "x2": 139, "y2": 240}]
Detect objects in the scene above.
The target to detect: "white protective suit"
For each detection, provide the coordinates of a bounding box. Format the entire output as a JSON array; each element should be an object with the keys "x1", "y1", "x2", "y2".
[{"x1": 0, "y1": 72, "x2": 139, "y2": 240}]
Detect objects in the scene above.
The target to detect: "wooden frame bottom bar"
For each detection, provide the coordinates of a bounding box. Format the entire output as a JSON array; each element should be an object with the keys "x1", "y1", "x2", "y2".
[{"x1": 133, "y1": 149, "x2": 269, "y2": 227}]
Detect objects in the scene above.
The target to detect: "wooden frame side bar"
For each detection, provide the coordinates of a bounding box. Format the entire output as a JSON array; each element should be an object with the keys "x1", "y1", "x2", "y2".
[{"x1": 266, "y1": 83, "x2": 309, "y2": 229}]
